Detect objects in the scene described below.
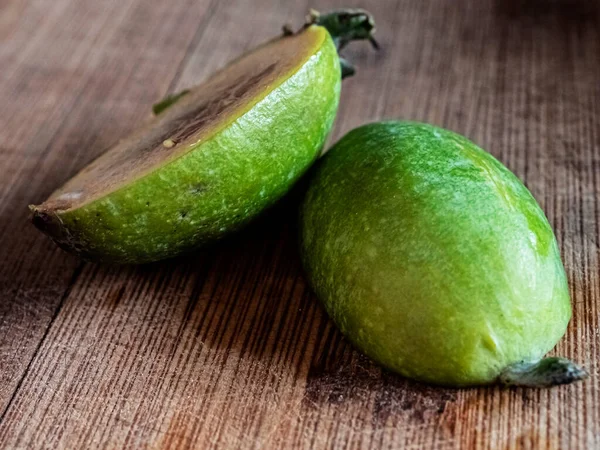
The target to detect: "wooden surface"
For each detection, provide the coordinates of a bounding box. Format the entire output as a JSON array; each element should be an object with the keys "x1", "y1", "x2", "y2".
[{"x1": 0, "y1": 0, "x2": 599, "y2": 448}]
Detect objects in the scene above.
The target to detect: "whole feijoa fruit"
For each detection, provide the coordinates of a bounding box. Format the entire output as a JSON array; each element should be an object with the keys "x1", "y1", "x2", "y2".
[{"x1": 300, "y1": 121, "x2": 586, "y2": 387}]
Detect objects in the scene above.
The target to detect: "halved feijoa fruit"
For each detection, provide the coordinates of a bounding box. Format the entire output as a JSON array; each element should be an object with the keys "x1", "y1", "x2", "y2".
[{"x1": 31, "y1": 24, "x2": 343, "y2": 263}]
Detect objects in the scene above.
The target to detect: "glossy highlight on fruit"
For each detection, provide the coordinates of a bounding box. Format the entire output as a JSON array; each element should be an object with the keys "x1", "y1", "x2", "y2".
[{"x1": 300, "y1": 121, "x2": 587, "y2": 387}]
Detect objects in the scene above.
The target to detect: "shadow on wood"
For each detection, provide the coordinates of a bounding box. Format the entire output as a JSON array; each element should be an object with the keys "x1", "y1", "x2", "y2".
[{"x1": 495, "y1": 0, "x2": 600, "y2": 28}]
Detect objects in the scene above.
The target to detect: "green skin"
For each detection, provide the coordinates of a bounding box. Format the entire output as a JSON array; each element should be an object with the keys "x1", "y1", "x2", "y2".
[
  {"x1": 34, "y1": 29, "x2": 340, "y2": 263},
  {"x1": 300, "y1": 122, "x2": 580, "y2": 387}
]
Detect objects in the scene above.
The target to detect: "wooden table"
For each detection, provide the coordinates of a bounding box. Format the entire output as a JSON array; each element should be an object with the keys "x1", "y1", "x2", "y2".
[{"x1": 1, "y1": 0, "x2": 599, "y2": 448}]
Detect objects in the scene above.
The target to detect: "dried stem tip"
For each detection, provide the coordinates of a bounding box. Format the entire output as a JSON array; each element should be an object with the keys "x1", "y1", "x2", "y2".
[{"x1": 499, "y1": 357, "x2": 589, "y2": 388}]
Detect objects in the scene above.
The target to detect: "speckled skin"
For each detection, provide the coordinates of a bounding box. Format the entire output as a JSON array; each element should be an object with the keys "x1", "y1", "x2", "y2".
[
  {"x1": 300, "y1": 122, "x2": 572, "y2": 386},
  {"x1": 33, "y1": 27, "x2": 340, "y2": 263}
]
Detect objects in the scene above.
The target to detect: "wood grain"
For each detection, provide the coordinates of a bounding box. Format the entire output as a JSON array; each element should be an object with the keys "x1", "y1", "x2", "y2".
[{"x1": 0, "y1": 0, "x2": 599, "y2": 448}]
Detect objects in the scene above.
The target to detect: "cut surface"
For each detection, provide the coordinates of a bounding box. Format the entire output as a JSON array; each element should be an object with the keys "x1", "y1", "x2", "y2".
[{"x1": 40, "y1": 26, "x2": 327, "y2": 212}]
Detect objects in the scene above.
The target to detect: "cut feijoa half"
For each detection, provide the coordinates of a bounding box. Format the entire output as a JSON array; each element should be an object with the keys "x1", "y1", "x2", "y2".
[{"x1": 31, "y1": 24, "x2": 344, "y2": 263}]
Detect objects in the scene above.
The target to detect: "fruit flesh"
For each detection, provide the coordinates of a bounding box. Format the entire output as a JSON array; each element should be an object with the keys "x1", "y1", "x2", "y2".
[
  {"x1": 32, "y1": 25, "x2": 340, "y2": 263},
  {"x1": 300, "y1": 121, "x2": 572, "y2": 386}
]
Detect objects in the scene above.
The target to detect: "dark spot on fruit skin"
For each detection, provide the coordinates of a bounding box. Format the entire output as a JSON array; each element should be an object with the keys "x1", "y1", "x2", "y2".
[
  {"x1": 190, "y1": 183, "x2": 209, "y2": 195},
  {"x1": 180, "y1": 211, "x2": 188, "y2": 219},
  {"x1": 146, "y1": 202, "x2": 150, "y2": 207}
]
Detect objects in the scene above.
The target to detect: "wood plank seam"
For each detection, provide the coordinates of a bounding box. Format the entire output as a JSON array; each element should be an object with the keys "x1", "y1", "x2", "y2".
[
  {"x1": 162, "y1": 0, "x2": 220, "y2": 100},
  {"x1": 0, "y1": 261, "x2": 84, "y2": 426}
]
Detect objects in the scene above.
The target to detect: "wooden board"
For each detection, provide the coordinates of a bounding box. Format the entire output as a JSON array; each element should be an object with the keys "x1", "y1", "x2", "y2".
[{"x1": 0, "y1": 0, "x2": 599, "y2": 448}]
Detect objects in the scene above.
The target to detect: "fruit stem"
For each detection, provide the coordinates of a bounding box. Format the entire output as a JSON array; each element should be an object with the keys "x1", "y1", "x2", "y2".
[
  {"x1": 499, "y1": 357, "x2": 588, "y2": 388},
  {"x1": 304, "y1": 8, "x2": 379, "y2": 78}
]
